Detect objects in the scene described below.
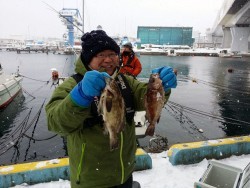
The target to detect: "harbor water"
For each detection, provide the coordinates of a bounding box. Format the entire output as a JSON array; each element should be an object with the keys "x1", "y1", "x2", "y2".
[{"x1": 0, "y1": 51, "x2": 250, "y2": 165}]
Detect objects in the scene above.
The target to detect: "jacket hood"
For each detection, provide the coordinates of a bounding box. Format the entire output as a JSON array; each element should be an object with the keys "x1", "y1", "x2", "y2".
[{"x1": 74, "y1": 56, "x2": 88, "y2": 75}]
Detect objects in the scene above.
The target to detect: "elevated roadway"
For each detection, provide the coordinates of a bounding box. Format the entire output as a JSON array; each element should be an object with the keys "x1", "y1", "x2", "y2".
[{"x1": 210, "y1": 0, "x2": 250, "y2": 52}]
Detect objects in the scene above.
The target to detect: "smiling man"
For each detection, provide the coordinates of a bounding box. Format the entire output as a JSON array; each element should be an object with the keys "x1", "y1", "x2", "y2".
[{"x1": 45, "y1": 30, "x2": 177, "y2": 188}]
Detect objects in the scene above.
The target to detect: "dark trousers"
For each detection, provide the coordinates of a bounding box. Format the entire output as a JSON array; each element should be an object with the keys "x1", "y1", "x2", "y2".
[{"x1": 110, "y1": 175, "x2": 133, "y2": 188}]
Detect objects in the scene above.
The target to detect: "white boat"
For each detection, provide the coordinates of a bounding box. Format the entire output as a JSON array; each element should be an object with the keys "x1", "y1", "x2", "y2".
[
  {"x1": 52, "y1": 45, "x2": 81, "y2": 55},
  {"x1": 218, "y1": 49, "x2": 243, "y2": 58},
  {"x1": 231, "y1": 54, "x2": 243, "y2": 58},
  {"x1": 0, "y1": 64, "x2": 23, "y2": 109},
  {"x1": 231, "y1": 52, "x2": 243, "y2": 58},
  {"x1": 218, "y1": 50, "x2": 232, "y2": 57},
  {"x1": 64, "y1": 45, "x2": 81, "y2": 55}
]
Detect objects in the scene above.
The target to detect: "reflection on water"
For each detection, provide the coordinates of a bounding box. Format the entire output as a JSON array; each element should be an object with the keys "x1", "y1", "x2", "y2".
[
  {"x1": 0, "y1": 52, "x2": 75, "y2": 165},
  {"x1": 0, "y1": 52, "x2": 249, "y2": 165},
  {"x1": 211, "y1": 59, "x2": 250, "y2": 136},
  {"x1": 138, "y1": 56, "x2": 250, "y2": 146},
  {"x1": 0, "y1": 91, "x2": 25, "y2": 138}
]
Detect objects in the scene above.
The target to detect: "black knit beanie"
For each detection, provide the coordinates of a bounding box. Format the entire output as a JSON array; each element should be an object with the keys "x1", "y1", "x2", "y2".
[{"x1": 80, "y1": 30, "x2": 120, "y2": 67}]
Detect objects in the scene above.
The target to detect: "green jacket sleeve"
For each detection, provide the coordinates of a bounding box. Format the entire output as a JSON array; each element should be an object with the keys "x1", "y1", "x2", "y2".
[{"x1": 45, "y1": 77, "x2": 92, "y2": 136}]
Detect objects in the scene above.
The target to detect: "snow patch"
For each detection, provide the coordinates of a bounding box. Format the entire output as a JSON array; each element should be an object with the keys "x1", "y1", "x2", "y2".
[
  {"x1": 35, "y1": 162, "x2": 47, "y2": 168},
  {"x1": 49, "y1": 159, "x2": 60, "y2": 164},
  {"x1": 0, "y1": 166, "x2": 14, "y2": 172}
]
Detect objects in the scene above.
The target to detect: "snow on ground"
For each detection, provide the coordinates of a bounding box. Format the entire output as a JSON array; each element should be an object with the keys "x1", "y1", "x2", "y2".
[{"x1": 12, "y1": 152, "x2": 250, "y2": 188}]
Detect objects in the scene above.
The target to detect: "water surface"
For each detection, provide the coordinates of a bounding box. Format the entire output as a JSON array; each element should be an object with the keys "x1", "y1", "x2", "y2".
[{"x1": 0, "y1": 51, "x2": 249, "y2": 165}]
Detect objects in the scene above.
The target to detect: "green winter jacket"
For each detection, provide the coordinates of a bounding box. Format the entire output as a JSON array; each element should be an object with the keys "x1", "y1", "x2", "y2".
[{"x1": 45, "y1": 57, "x2": 171, "y2": 188}]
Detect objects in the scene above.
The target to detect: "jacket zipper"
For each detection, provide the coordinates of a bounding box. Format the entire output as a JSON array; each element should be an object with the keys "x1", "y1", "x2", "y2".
[
  {"x1": 120, "y1": 132, "x2": 124, "y2": 184},
  {"x1": 76, "y1": 143, "x2": 86, "y2": 184}
]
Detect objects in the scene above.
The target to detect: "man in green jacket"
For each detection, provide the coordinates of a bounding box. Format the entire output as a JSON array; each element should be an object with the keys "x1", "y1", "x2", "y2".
[{"x1": 45, "y1": 30, "x2": 177, "y2": 188}]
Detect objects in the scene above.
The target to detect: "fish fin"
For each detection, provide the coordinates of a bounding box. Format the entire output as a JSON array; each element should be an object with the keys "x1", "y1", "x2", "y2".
[
  {"x1": 97, "y1": 96, "x2": 103, "y2": 114},
  {"x1": 145, "y1": 124, "x2": 155, "y2": 136},
  {"x1": 103, "y1": 123, "x2": 109, "y2": 135}
]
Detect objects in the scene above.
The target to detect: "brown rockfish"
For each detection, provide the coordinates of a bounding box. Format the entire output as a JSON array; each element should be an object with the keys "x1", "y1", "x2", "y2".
[
  {"x1": 98, "y1": 77, "x2": 126, "y2": 151},
  {"x1": 144, "y1": 73, "x2": 165, "y2": 136}
]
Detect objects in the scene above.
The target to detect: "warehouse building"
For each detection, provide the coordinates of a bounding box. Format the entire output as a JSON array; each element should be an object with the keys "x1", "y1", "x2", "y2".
[{"x1": 137, "y1": 26, "x2": 194, "y2": 47}]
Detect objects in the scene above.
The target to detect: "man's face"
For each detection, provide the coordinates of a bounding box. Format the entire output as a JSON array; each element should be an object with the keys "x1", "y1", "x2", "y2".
[{"x1": 89, "y1": 50, "x2": 119, "y2": 75}]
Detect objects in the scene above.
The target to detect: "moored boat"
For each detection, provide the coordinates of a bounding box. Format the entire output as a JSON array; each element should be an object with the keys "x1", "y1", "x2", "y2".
[
  {"x1": 0, "y1": 64, "x2": 23, "y2": 109},
  {"x1": 218, "y1": 49, "x2": 243, "y2": 58}
]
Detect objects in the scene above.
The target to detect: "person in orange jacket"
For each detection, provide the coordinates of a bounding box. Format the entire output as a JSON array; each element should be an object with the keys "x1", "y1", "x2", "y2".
[{"x1": 119, "y1": 42, "x2": 142, "y2": 77}]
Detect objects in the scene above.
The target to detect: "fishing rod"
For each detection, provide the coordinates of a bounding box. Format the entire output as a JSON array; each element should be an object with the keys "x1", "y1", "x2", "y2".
[{"x1": 19, "y1": 74, "x2": 50, "y2": 83}]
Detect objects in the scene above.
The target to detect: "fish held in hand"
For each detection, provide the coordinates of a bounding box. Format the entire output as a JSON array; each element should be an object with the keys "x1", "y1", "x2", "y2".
[
  {"x1": 144, "y1": 73, "x2": 165, "y2": 136},
  {"x1": 98, "y1": 77, "x2": 126, "y2": 151}
]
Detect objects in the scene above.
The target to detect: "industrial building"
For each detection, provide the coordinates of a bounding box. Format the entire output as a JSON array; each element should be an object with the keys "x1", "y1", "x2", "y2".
[{"x1": 137, "y1": 26, "x2": 194, "y2": 47}]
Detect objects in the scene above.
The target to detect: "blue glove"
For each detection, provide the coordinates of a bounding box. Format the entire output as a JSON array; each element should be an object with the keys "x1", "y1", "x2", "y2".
[
  {"x1": 152, "y1": 66, "x2": 177, "y2": 91},
  {"x1": 70, "y1": 70, "x2": 110, "y2": 107}
]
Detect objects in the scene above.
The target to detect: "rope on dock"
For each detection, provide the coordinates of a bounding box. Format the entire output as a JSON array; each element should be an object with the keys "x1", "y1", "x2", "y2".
[
  {"x1": 19, "y1": 74, "x2": 50, "y2": 83},
  {"x1": 22, "y1": 87, "x2": 36, "y2": 100},
  {"x1": 178, "y1": 75, "x2": 250, "y2": 95},
  {"x1": 168, "y1": 101, "x2": 250, "y2": 126},
  {"x1": 163, "y1": 98, "x2": 250, "y2": 141},
  {"x1": 22, "y1": 133, "x2": 58, "y2": 141},
  {"x1": 165, "y1": 103, "x2": 208, "y2": 140},
  {"x1": 18, "y1": 73, "x2": 53, "y2": 99},
  {"x1": 1, "y1": 83, "x2": 13, "y2": 98},
  {"x1": 0, "y1": 109, "x2": 32, "y2": 156}
]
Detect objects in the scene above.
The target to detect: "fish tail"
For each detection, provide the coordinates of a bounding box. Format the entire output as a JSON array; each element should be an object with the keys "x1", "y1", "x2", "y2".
[{"x1": 145, "y1": 124, "x2": 155, "y2": 136}]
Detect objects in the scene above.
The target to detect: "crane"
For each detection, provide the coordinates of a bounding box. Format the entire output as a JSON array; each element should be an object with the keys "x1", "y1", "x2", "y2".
[{"x1": 59, "y1": 8, "x2": 83, "y2": 47}]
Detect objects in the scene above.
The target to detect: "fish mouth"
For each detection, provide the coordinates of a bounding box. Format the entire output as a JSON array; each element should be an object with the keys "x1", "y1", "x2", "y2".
[
  {"x1": 151, "y1": 73, "x2": 160, "y2": 78},
  {"x1": 149, "y1": 75, "x2": 162, "y2": 89}
]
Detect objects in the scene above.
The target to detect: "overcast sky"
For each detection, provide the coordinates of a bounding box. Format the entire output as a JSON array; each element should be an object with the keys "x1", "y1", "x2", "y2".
[{"x1": 0, "y1": 0, "x2": 225, "y2": 39}]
